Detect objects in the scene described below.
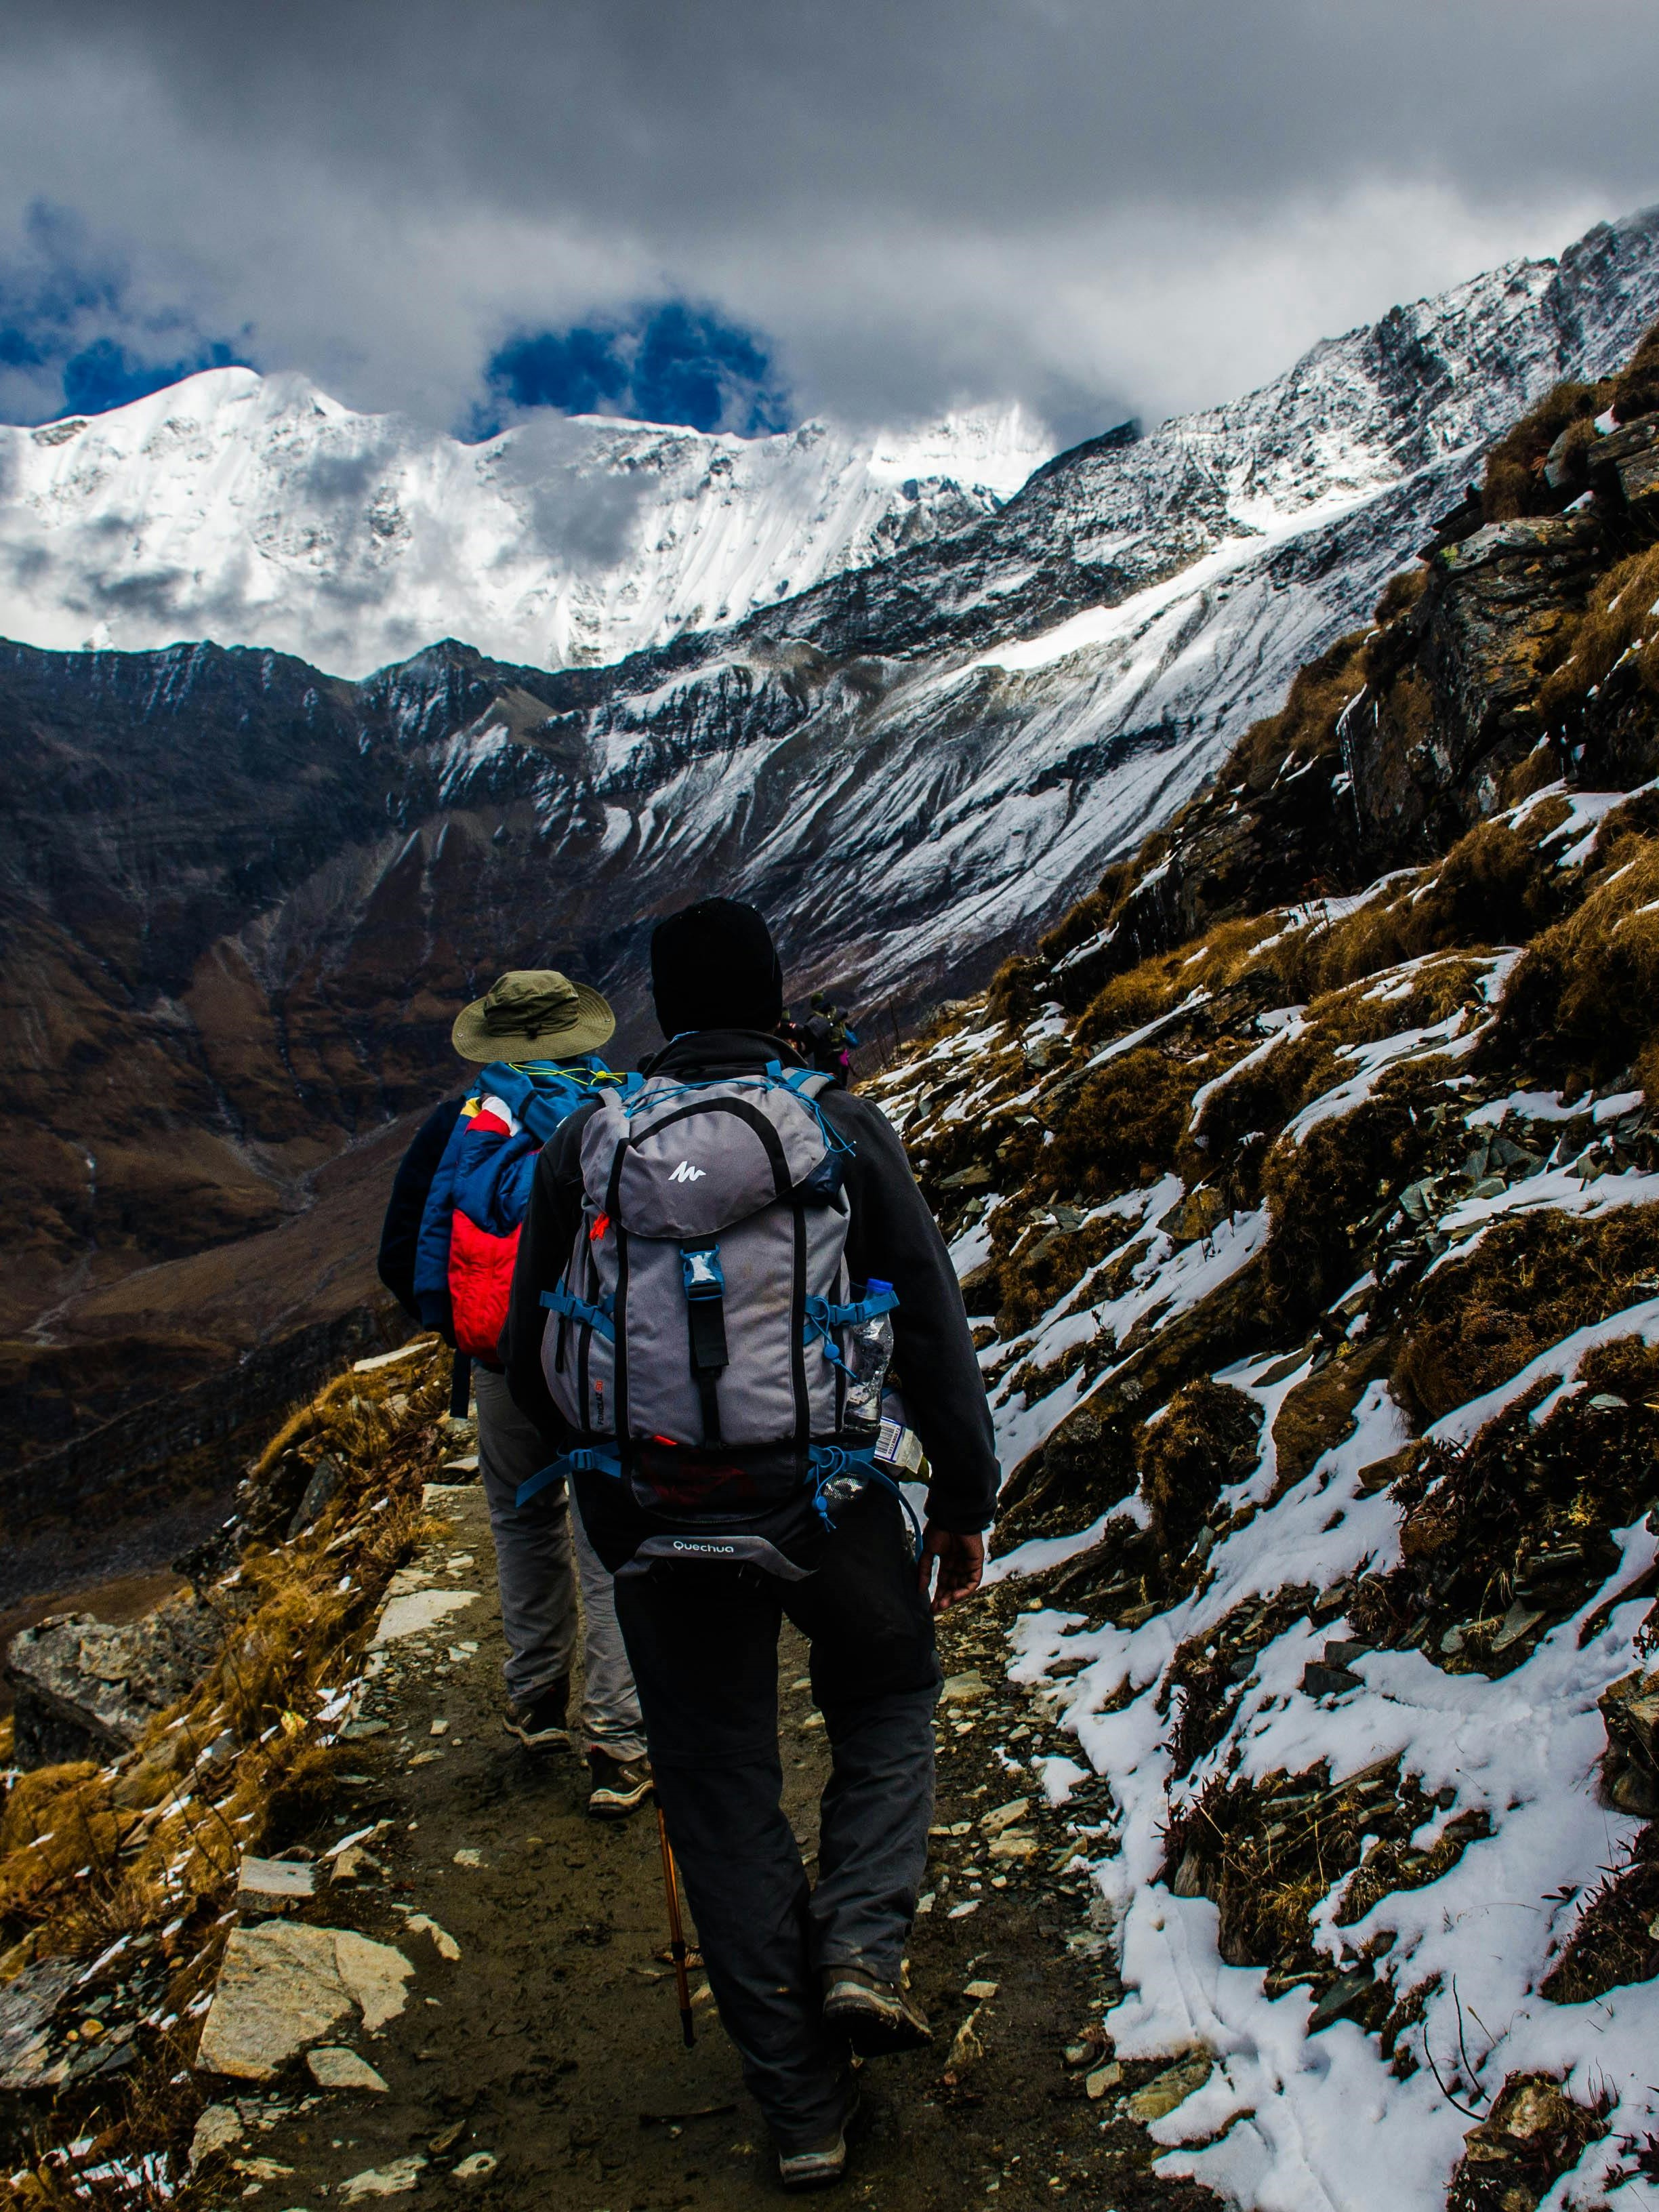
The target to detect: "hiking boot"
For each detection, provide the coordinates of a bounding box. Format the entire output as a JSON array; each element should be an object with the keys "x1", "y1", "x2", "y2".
[
  {"x1": 821, "y1": 1965, "x2": 931, "y2": 2055},
  {"x1": 587, "y1": 1750, "x2": 653, "y2": 1818},
  {"x1": 777, "y1": 2074, "x2": 859, "y2": 2192},
  {"x1": 777, "y1": 2129, "x2": 847, "y2": 2192},
  {"x1": 501, "y1": 1679, "x2": 570, "y2": 1748}
]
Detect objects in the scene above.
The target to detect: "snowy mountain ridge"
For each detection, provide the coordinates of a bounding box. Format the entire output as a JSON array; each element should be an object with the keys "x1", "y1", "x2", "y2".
[
  {"x1": 433, "y1": 207, "x2": 1659, "y2": 1012},
  {"x1": 0, "y1": 370, "x2": 1050, "y2": 679}
]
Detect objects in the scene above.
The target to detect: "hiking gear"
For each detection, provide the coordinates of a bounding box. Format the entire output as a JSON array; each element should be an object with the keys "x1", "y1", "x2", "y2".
[
  {"x1": 651, "y1": 899, "x2": 783, "y2": 1038},
  {"x1": 502, "y1": 1678, "x2": 570, "y2": 1748},
  {"x1": 449, "y1": 1349, "x2": 472, "y2": 1418},
  {"x1": 589, "y1": 1750, "x2": 653, "y2": 1819},
  {"x1": 778, "y1": 2074, "x2": 859, "y2": 2192},
  {"x1": 842, "y1": 1279, "x2": 894, "y2": 1434},
  {"x1": 377, "y1": 1097, "x2": 465, "y2": 1320},
  {"x1": 502, "y1": 1027, "x2": 1000, "y2": 1537},
  {"x1": 821, "y1": 1965, "x2": 932, "y2": 2055},
  {"x1": 476, "y1": 1368, "x2": 646, "y2": 1754},
  {"x1": 533, "y1": 1055, "x2": 899, "y2": 1573},
  {"x1": 452, "y1": 968, "x2": 615, "y2": 1063},
  {"x1": 613, "y1": 1490, "x2": 933, "y2": 2148},
  {"x1": 656, "y1": 1807, "x2": 695, "y2": 2046},
  {"x1": 415, "y1": 1056, "x2": 622, "y2": 1360},
  {"x1": 777, "y1": 2129, "x2": 848, "y2": 2191}
]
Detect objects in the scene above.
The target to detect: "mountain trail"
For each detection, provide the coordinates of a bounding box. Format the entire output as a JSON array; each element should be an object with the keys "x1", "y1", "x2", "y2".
[{"x1": 220, "y1": 1482, "x2": 1216, "y2": 2211}]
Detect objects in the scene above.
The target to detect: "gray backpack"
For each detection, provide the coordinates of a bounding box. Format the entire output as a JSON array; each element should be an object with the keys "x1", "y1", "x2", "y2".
[{"x1": 529, "y1": 1064, "x2": 899, "y2": 1574}]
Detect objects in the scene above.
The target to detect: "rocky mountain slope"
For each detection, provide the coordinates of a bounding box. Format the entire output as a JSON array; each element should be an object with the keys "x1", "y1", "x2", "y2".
[
  {"x1": 855, "y1": 314, "x2": 1659, "y2": 2209},
  {"x1": 0, "y1": 371, "x2": 1049, "y2": 677},
  {"x1": 4, "y1": 306, "x2": 1659, "y2": 2212},
  {"x1": 6, "y1": 207, "x2": 1659, "y2": 1532}
]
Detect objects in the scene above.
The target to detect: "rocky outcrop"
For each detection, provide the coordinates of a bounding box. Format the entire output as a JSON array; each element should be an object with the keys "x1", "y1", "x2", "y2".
[{"x1": 6, "y1": 1591, "x2": 226, "y2": 1765}]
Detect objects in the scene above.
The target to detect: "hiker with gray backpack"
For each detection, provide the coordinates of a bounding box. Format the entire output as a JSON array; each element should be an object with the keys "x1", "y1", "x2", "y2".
[{"x1": 503, "y1": 898, "x2": 998, "y2": 2191}]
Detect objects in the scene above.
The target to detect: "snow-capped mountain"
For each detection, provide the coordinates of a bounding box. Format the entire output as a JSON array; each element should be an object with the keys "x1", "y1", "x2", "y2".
[
  {"x1": 0, "y1": 372, "x2": 1050, "y2": 677},
  {"x1": 7, "y1": 205, "x2": 1659, "y2": 1498},
  {"x1": 430, "y1": 205, "x2": 1659, "y2": 1002}
]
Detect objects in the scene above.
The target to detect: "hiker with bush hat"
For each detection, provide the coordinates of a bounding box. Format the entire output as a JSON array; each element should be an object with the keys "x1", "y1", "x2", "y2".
[
  {"x1": 503, "y1": 898, "x2": 998, "y2": 2190},
  {"x1": 377, "y1": 968, "x2": 651, "y2": 1818}
]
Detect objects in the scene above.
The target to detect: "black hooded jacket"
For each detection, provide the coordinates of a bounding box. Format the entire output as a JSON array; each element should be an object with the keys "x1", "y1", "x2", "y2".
[{"x1": 501, "y1": 1029, "x2": 999, "y2": 1532}]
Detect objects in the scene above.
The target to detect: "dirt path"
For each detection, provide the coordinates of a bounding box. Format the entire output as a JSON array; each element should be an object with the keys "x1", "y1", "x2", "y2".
[{"x1": 198, "y1": 1485, "x2": 1216, "y2": 2211}]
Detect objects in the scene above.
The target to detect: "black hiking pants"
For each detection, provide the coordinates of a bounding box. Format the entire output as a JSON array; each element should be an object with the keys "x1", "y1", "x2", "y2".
[{"x1": 605, "y1": 1483, "x2": 939, "y2": 2150}]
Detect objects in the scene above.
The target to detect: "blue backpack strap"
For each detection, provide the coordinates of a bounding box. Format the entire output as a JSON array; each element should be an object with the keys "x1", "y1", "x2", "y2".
[
  {"x1": 766, "y1": 1059, "x2": 832, "y2": 1099},
  {"x1": 806, "y1": 1445, "x2": 924, "y2": 1561},
  {"x1": 802, "y1": 1283, "x2": 901, "y2": 1364},
  {"x1": 516, "y1": 1445, "x2": 623, "y2": 1509},
  {"x1": 540, "y1": 1282, "x2": 615, "y2": 1342}
]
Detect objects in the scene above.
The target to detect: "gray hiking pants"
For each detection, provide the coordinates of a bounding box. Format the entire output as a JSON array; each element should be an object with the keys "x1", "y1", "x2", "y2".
[
  {"x1": 610, "y1": 1485, "x2": 938, "y2": 2150},
  {"x1": 473, "y1": 1364, "x2": 645, "y2": 1761}
]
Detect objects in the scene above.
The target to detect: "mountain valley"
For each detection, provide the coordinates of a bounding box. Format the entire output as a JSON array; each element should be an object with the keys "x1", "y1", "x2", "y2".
[{"x1": 5, "y1": 205, "x2": 1659, "y2": 1564}]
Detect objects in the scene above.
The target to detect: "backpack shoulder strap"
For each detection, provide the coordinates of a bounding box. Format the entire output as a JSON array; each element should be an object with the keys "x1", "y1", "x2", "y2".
[{"x1": 765, "y1": 1059, "x2": 834, "y2": 1101}]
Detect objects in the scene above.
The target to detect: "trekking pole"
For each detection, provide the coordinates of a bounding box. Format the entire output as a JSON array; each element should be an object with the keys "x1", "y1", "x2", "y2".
[{"x1": 656, "y1": 1805, "x2": 695, "y2": 2048}]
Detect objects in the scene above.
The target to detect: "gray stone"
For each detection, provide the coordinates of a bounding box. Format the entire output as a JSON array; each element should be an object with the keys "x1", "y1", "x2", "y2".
[
  {"x1": 0, "y1": 1957, "x2": 78, "y2": 2090},
  {"x1": 340, "y1": 2155, "x2": 428, "y2": 2200},
  {"x1": 287, "y1": 1455, "x2": 344, "y2": 1538},
  {"x1": 6, "y1": 1592, "x2": 225, "y2": 1768},
  {"x1": 195, "y1": 1924, "x2": 412, "y2": 2081},
  {"x1": 1301, "y1": 1662, "x2": 1362, "y2": 1700},
  {"x1": 373, "y1": 1588, "x2": 480, "y2": 1645},
  {"x1": 239, "y1": 1857, "x2": 316, "y2": 1902},
  {"x1": 1124, "y1": 2048, "x2": 1213, "y2": 2123},
  {"x1": 1307, "y1": 1969, "x2": 1376, "y2": 2032},
  {"x1": 188, "y1": 2102, "x2": 245, "y2": 2168},
  {"x1": 306, "y1": 2045, "x2": 389, "y2": 2091}
]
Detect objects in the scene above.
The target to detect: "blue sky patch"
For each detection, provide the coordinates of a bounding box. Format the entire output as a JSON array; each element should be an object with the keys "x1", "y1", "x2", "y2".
[
  {"x1": 476, "y1": 300, "x2": 790, "y2": 439},
  {"x1": 0, "y1": 201, "x2": 255, "y2": 425}
]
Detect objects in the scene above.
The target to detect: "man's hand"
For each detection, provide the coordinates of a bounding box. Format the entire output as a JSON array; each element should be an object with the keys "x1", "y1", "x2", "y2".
[{"x1": 920, "y1": 1525, "x2": 985, "y2": 1614}]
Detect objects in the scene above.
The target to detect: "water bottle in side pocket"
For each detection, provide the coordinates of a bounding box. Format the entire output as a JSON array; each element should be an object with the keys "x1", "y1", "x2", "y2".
[{"x1": 843, "y1": 1279, "x2": 895, "y2": 1435}]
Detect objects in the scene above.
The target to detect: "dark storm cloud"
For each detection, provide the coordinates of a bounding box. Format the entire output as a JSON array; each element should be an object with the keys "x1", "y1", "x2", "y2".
[{"x1": 0, "y1": 1, "x2": 1655, "y2": 441}]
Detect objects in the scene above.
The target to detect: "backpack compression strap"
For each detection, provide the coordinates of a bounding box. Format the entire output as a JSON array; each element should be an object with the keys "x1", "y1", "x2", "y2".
[
  {"x1": 540, "y1": 1283, "x2": 615, "y2": 1340},
  {"x1": 680, "y1": 1242, "x2": 728, "y2": 1444},
  {"x1": 807, "y1": 1444, "x2": 924, "y2": 1561},
  {"x1": 801, "y1": 1284, "x2": 899, "y2": 1369}
]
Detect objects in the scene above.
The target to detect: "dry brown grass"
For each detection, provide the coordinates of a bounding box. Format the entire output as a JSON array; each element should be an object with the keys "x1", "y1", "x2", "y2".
[
  {"x1": 1539, "y1": 542, "x2": 1659, "y2": 720},
  {"x1": 1395, "y1": 1206, "x2": 1659, "y2": 1424},
  {"x1": 1261, "y1": 823, "x2": 1568, "y2": 1005},
  {"x1": 1138, "y1": 1380, "x2": 1261, "y2": 1559},
  {"x1": 1494, "y1": 830, "x2": 1659, "y2": 1094},
  {"x1": 1481, "y1": 377, "x2": 1610, "y2": 522},
  {"x1": 1040, "y1": 1047, "x2": 1196, "y2": 1203},
  {"x1": 0, "y1": 1335, "x2": 449, "y2": 2198}
]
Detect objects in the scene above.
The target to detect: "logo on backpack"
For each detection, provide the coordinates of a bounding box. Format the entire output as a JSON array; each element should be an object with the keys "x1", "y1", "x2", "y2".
[{"x1": 669, "y1": 1160, "x2": 705, "y2": 1183}]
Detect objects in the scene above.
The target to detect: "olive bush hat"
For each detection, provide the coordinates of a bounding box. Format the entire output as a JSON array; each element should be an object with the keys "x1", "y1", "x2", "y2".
[{"x1": 451, "y1": 970, "x2": 616, "y2": 1062}]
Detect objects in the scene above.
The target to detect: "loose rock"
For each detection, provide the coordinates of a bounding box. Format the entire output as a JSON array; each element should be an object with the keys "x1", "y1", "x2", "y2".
[
  {"x1": 306, "y1": 2045, "x2": 390, "y2": 2091},
  {"x1": 1124, "y1": 2049, "x2": 1213, "y2": 2123}
]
